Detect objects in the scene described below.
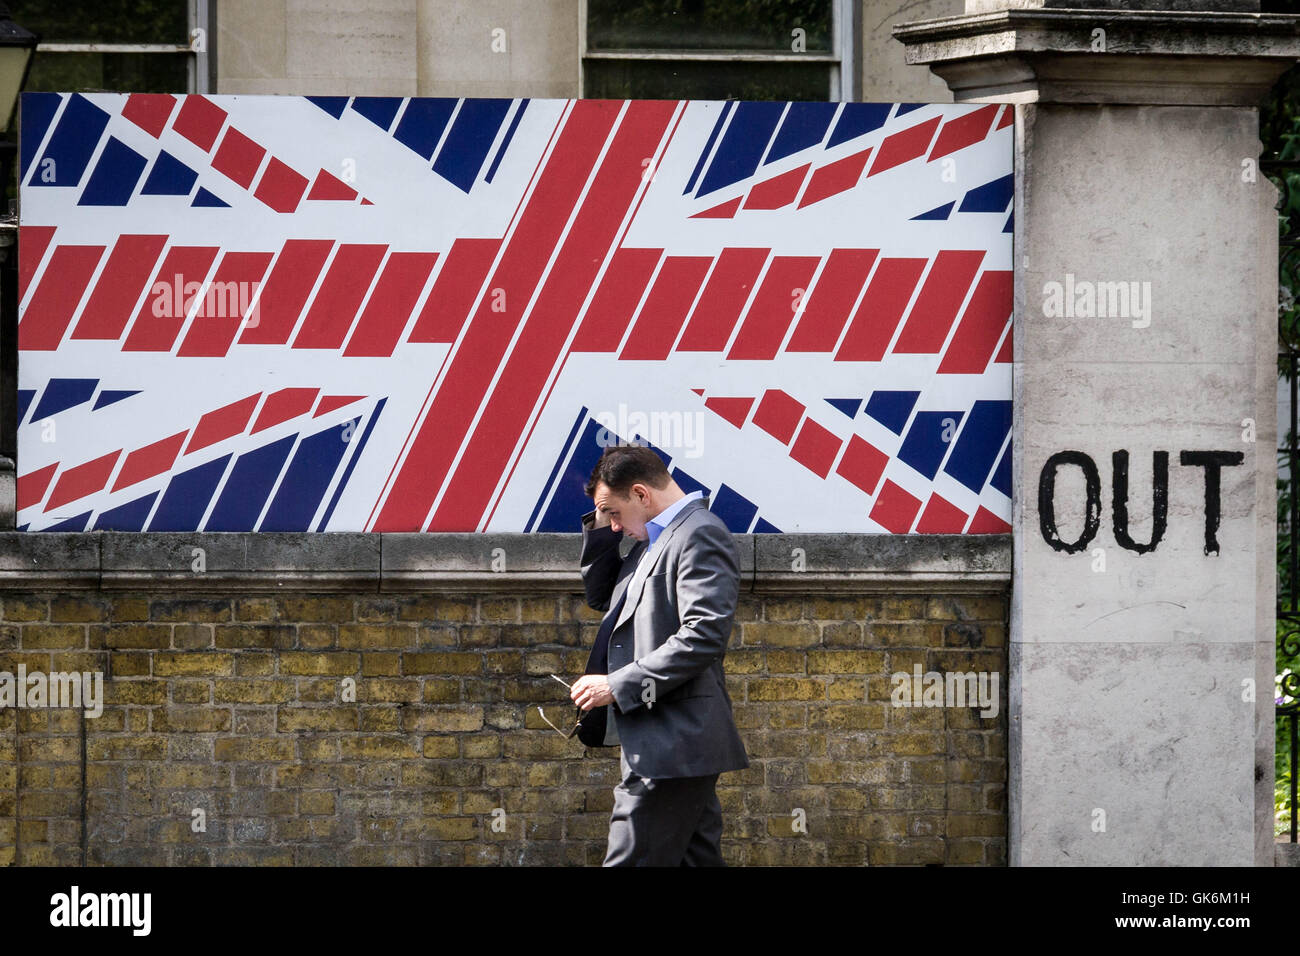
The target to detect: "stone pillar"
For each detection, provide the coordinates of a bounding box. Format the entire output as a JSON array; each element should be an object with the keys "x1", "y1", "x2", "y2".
[{"x1": 896, "y1": 1, "x2": 1300, "y2": 865}]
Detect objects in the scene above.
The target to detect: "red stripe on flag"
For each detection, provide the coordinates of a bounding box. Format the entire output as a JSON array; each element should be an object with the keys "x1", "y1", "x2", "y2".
[
  {"x1": 744, "y1": 164, "x2": 809, "y2": 210},
  {"x1": 892, "y1": 250, "x2": 984, "y2": 355},
  {"x1": 307, "y1": 169, "x2": 358, "y2": 201},
  {"x1": 789, "y1": 417, "x2": 842, "y2": 478},
  {"x1": 122, "y1": 93, "x2": 177, "y2": 137},
  {"x1": 433, "y1": 100, "x2": 681, "y2": 530},
  {"x1": 833, "y1": 258, "x2": 927, "y2": 361},
  {"x1": 915, "y1": 493, "x2": 969, "y2": 533},
  {"x1": 994, "y1": 324, "x2": 1012, "y2": 363},
  {"x1": 314, "y1": 395, "x2": 365, "y2": 417},
  {"x1": 968, "y1": 505, "x2": 1011, "y2": 533},
  {"x1": 571, "y1": 247, "x2": 662, "y2": 352},
  {"x1": 835, "y1": 434, "x2": 888, "y2": 496},
  {"x1": 928, "y1": 105, "x2": 998, "y2": 162},
  {"x1": 122, "y1": 246, "x2": 218, "y2": 352},
  {"x1": 18, "y1": 225, "x2": 56, "y2": 300},
  {"x1": 185, "y1": 394, "x2": 260, "y2": 455},
  {"x1": 293, "y1": 244, "x2": 387, "y2": 350},
  {"x1": 408, "y1": 238, "x2": 500, "y2": 343},
  {"x1": 212, "y1": 127, "x2": 266, "y2": 188},
  {"x1": 344, "y1": 252, "x2": 438, "y2": 357},
  {"x1": 19, "y1": 245, "x2": 104, "y2": 351},
  {"x1": 172, "y1": 95, "x2": 227, "y2": 151},
  {"x1": 868, "y1": 117, "x2": 941, "y2": 177},
  {"x1": 676, "y1": 247, "x2": 767, "y2": 352},
  {"x1": 619, "y1": 256, "x2": 712, "y2": 360},
  {"x1": 704, "y1": 396, "x2": 754, "y2": 429},
  {"x1": 798, "y1": 149, "x2": 871, "y2": 208},
  {"x1": 252, "y1": 387, "x2": 319, "y2": 433},
  {"x1": 239, "y1": 240, "x2": 333, "y2": 345},
  {"x1": 73, "y1": 235, "x2": 168, "y2": 340},
  {"x1": 869, "y1": 479, "x2": 922, "y2": 533},
  {"x1": 752, "y1": 389, "x2": 805, "y2": 444},
  {"x1": 178, "y1": 252, "x2": 275, "y2": 357},
  {"x1": 114, "y1": 431, "x2": 186, "y2": 491},
  {"x1": 46, "y1": 450, "x2": 121, "y2": 512},
  {"x1": 726, "y1": 256, "x2": 820, "y2": 359},
  {"x1": 254, "y1": 157, "x2": 310, "y2": 213},
  {"x1": 785, "y1": 248, "x2": 878, "y2": 352},
  {"x1": 17, "y1": 463, "x2": 57, "y2": 512},
  {"x1": 936, "y1": 270, "x2": 1012, "y2": 374},
  {"x1": 372, "y1": 100, "x2": 624, "y2": 532},
  {"x1": 691, "y1": 196, "x2": 741, "y2": 218}
]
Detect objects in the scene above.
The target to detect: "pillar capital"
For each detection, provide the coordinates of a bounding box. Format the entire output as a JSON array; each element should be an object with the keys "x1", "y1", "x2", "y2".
[{"x1": 893, "y1": 8, "x2": 1300, "y2": 105}]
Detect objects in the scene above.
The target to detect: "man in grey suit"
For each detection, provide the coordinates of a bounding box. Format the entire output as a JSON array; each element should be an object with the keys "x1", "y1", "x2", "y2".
[{"x1": 571, "y1": 444, "x2": 749, "y2": 866}]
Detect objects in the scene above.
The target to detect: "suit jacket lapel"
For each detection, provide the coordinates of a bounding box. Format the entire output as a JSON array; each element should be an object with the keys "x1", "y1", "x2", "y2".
[{"x1": 612, "y1": 497, "x2": 706, "y2": 633}]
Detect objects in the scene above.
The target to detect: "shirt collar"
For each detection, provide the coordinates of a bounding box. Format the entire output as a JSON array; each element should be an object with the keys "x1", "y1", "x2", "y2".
[{"x1": 645, "y1": 490, "x2": 704, "y2": 549}]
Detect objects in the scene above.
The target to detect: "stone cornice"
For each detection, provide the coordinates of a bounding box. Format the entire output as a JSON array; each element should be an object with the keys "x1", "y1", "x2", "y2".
[
  {"x1": 893, "y1": 8, "x2": 1300, "y2": 104},
  {"x1": 0, "y1": 532, "x2": 1012, "y2": 594}
]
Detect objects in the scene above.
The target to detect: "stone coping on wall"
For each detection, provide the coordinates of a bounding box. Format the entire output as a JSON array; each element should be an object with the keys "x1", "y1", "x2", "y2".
[{"x1": 0, "y1": 532, "x2": 1011, "y2": 593}]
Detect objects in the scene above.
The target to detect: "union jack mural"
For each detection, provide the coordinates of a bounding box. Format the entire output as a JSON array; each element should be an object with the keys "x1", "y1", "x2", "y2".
[{"x1": 16, "y1": 93, "x2": 1012, "y2": 533}]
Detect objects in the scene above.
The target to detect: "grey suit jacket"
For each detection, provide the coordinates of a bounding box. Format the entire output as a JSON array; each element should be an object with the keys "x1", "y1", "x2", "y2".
[{"x1": 579, "y1": 497, "x2": 749, "y2": 779}]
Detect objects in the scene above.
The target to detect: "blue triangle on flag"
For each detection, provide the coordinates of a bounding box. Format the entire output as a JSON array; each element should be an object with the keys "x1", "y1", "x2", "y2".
[
  {"x1": 824, "y1": 398, "x2": 862, "y2": 419},
  {"x1": 911, "y1": 201, "x2": 954, "y2": 221},
  {"x1": 192, "y1": 187, "x2": 229, "y2": 207}
]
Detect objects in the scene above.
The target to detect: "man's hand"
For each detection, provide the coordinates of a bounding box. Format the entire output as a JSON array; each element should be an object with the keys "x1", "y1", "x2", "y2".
[
  {"x1": 591, "y1": 507, "x2": 611, "y2": 529},
  {"x1": 571, "y1": 675, "x2": 613, "y2": 710}
]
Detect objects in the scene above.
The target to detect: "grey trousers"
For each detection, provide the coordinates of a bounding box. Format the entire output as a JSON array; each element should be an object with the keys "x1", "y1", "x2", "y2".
[{"x1": 603, "y1": 752, "x2": 725, "y2": 866}]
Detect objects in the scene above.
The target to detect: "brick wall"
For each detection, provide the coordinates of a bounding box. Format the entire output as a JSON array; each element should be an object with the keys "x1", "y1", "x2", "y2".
[{"x1": 0, "y1": 586, "x2": 1007, "y2": 866}]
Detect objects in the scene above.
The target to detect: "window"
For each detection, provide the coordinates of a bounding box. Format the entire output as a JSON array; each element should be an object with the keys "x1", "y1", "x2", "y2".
[
  {"x1": 9, "y1": 0, "x2": 208, "y2": 114},
  {"x1": 582, "y1": 0, "x2": 856, "y2": 101}
]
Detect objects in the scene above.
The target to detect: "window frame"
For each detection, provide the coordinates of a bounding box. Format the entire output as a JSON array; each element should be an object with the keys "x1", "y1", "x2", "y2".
[
  {"x1": 578, "y1": 0, "x2": 858, "y2": 102},
  {"x1": 27, "y1": 0, "x2": 210, "y2": 94}
]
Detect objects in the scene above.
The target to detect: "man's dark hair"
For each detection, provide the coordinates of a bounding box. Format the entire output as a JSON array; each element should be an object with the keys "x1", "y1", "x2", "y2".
[{"x1": 585, "y1": 444, "x2": 671, "y2": 498}]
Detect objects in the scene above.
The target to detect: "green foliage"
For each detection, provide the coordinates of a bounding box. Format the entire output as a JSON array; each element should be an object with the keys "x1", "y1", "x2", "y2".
[{"x1": 1264, "y1": 3, "x2": 1300, "y2": 834}]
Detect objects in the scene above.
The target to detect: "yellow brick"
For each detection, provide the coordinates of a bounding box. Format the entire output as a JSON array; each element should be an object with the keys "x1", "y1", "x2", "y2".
[
  {"x1": 520, "y1": 598, "x2": 558, "y2": 623},
  {"x1": 90, "y1": 624, "x2": 170, "y2": 649},
  {"x1": 361, "y1": 653, "x2": 401, "y2": 676},
  {"x1": 299, "y1": 791, "x2": 336, "y2": 815},
  {"x1": 404, "y1": 652, "x2": 481, "y2": 676},
  {"x1": 22, "y1": 625, "x2": 85, "y2": 649},
  {"x1": 148, "y1": 598, "x2": 232, "y2": 623},
  {"x1": 213, "y1": 680, "x2": 295, "y2": 704},
  {"x1": 338, "y1": 624, "x2": 417, "y2": 650},
  {"x1": 763, "y1": 598, "x2": 806, "y2": 621},
  {"x1": 807, "y1": 650, "x2": 886, "y2": 674},
  {"x1": 808, "y1": 704, "x2": 886, "y2": 731},
  {"x1": 213, "y1": 738, "x2": 295, "y2": 761},
  {"x1": 422, "y1": 736, "x2": 459, "y2": 758},
  {"x1": 480, "y1": 598, "x2": 518, "y2": 622},
  {"x1": 339, "y1": 737, "x2": 418, "y2": 759},
  {"x1": 151, "y1": 707, "x2": 230, "y2": 733},
  {"x1": 2, "y1": 597, "x2": 47, "y2": 621},
  {"x1": 276, "y1": 707, "x2": 359, "y2": 732},
  {"x1": 153, "y1": 653, "x2": 235, "y2": 676},
  {"x1": 742, "y1": 621, "x2": 818, "y2": 648},
  {"x1": 275, "y1": 596, "x2": 355, "y2": 622},
  {"x1": 765, "y1": 651, "x2": 805, "y2": 674},
  {"x1": 104, "y1": 680, "x2": 167, "y2": 705},
  {"x1": 49, "y1": 596, "x2": 110, "y2": 623},
  {"x1": 747, "y1": 678, "x2": 824, "y2": 701},
  {"x1": 396, "y1": 595, "x2": 476, "y2": 623},
  {"x1": 279, "y1": 652, "x2": 359, "y2": 676}
]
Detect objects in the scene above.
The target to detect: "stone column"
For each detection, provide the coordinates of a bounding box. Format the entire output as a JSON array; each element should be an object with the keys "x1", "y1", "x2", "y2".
[{"x1": 895, "y1": 1, "x2": 1300, "y2": 865}]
